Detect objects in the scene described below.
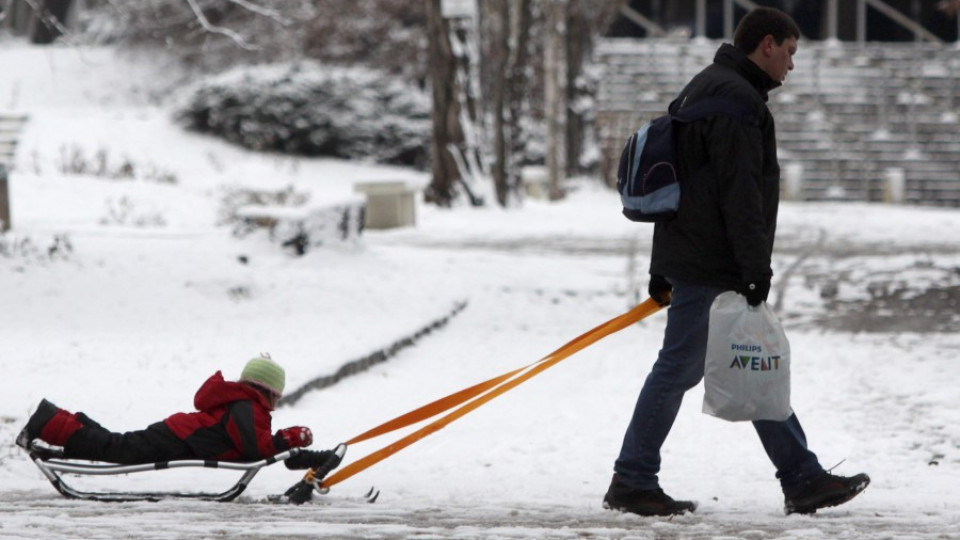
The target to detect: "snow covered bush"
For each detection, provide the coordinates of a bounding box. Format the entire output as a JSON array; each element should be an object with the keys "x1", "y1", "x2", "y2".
[
  {"x1": 0, "y1": 233, "x2": 72, "y2": 263},
  {"x1": 99, "y1": 197, "x2": 167, "y2": 228},
  {"x1": 177, "y1": 63, "x2": 431, "y2": 168},
  {"x1": 216, "y1": 185, "x2": 310, "y2": 226},
  {"x1": 54, "y1": 145, "x2": 178, "y2": 184}
]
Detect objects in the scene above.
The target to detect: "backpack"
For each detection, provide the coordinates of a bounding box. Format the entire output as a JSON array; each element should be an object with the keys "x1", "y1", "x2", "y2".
[{"x1": 616, "y1": 96, "x2": 756, "y2": 223}]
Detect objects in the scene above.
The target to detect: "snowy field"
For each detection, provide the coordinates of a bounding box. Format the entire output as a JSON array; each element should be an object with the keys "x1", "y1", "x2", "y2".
[{"x1": 2, "y1": 43, "x2": 959, "y2": 539}]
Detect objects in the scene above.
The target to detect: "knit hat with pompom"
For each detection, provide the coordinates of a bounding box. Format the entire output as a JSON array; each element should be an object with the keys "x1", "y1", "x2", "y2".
[{"x1": 240, "y1": 355, "x2": 285, "y2": 397}]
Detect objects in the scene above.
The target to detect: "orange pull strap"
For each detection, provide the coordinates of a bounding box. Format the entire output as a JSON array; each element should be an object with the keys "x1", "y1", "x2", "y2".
[
  {"x1": 344, "y1": 362, "x2": 530, "y2": 445},
  {"x1": 321, "y1": 298, "x2": 663, "y2": 489}
]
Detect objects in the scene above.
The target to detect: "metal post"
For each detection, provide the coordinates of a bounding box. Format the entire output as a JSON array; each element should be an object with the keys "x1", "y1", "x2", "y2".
[
  {"x1": 696, "y1": 0, "x2": 706, "y2": 38},
  {"x1": 827, "y1": 0, "x2": 838, "y2": 40},
  {"x1": 912, "y1": 0, "x2": 921, "y2": 42},
  {"x1": 857, "y1": 0, "x2": 867, "y2": 43},
  {"x1": 724, "y1": 0, "x2": 734, "y2": 41},
  {"x1": 0, "y1": 163, "x2": 10, "y2": 232}
]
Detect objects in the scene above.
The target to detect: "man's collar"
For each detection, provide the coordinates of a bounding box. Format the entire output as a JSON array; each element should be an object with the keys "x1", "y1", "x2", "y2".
[{"x1": 714, "y1": 43, "x2": 781, "y2": 98}]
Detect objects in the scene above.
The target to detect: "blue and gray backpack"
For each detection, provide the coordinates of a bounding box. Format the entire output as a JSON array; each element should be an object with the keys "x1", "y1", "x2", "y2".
[{"x1": 617, "y1": 96, "x2": 756, "y2": 222}]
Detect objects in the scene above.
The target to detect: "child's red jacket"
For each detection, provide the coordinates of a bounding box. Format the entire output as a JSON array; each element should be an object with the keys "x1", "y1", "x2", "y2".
[{"x1": 163, "y1": 371, "x2": 288, "y2": 461}]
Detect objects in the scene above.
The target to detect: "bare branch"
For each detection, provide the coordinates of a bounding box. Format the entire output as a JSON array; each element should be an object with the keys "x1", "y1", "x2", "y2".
[
  {"x1": 226, "y1": 0, "x2": 292, "y2": 25},
  {"x1": 183, "y1": 0, "x2": 259, "y2": 50}
]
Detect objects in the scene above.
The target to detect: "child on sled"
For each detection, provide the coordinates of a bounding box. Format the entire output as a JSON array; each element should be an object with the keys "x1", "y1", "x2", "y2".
[{"x1": 16, "y1": 355, "x2": 337, "y2": 472}]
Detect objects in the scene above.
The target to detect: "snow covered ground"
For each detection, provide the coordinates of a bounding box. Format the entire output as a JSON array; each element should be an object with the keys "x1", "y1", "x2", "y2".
[{"x1": 1, "y1": 42, "x2": 959, "y2": 539}]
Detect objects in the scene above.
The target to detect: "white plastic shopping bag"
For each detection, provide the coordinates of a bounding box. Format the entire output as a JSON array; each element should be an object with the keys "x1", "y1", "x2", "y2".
[{"x1": 702, "y1": 291, "x2": 792, "y2": 422}]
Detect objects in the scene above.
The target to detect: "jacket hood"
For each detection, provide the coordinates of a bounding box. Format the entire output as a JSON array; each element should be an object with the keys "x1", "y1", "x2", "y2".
[
  {"x1": 193, "y1": 371, "x2": 271, "y2": 411},
  {"x1": 714, "y1": 43, "x2": 781, "y2": 100}
]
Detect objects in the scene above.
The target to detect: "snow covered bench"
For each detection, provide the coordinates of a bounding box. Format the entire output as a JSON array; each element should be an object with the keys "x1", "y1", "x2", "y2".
[
  {"x1": 233, "y1": 197, "x2": 366, "y2": 255},
  {"x1": 353, "y1": 181, "x2": 416, "y2": 229},
  {"x1": 28, "y1": 446, "x2": 304, "y2": 502},
  {"x1": 520, "y1": 166, "x2": 550, "y2": 200}
]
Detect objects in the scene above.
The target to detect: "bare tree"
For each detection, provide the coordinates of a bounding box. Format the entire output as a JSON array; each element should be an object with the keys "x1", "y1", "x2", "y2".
[
  {"x1": 3, "y1": 0, "x2": 74, "y2": 43},
  {"x1": 485, "y1": 0, "x2": 534, "y2": 206},
  {"x1": 540, "y1": 0, "x2": 626, "y2": 198},
  {"x1": 481, "y1": 0, "x2": 624, "y2": 205},
  {"x1": 543, "y1": 0, "x2": 568, "y2": 200},
  {"x1": 302, "y1": 1, "x2": 428, "y2": 80},
  {"x1": 564, "y1": 0, "x2": 589, "y2": 178},
  {"x1": 424, "y1": 0, "x2": 465, "y2": 207},
  {"x1": 487, "y1": 0, "x2": 511, "y2": 206},
  {"x1": 76, "y1": 0, "x2": 311, "y2": 68},
  {"x1": 562, "y1": 0, "x2": 628, "y2": 179}
]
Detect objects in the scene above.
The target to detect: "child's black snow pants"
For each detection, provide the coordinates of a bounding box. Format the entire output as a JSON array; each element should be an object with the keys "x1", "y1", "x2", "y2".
[{"x1": 63, "y1": 413, "x2": 194, "y2": 464}]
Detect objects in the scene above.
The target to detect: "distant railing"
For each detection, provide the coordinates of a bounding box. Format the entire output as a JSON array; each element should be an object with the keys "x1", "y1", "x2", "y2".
[
  {"x1": 857, "y1": 0, "x2": 944, "y2": 43},
  {"x1": 622, "y1": 0, "x2": 957, "y2": 43},
  {"x1": 618, "y1": 5, "x2": 667, "y2": 38},
  {"x1": 593, "y1": 38, "x2": 960, "y2": 207}
]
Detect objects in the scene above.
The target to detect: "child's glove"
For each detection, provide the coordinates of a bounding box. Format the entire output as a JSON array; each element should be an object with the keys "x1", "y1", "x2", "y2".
[{"x1": 277, "y1": 426, "x2": 313, "y2": 448}]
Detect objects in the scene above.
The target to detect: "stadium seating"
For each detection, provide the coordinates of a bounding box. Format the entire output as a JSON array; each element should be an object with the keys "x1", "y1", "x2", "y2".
[{"x1": 595, "y1": 39, "x2": 960, "y2": 206}]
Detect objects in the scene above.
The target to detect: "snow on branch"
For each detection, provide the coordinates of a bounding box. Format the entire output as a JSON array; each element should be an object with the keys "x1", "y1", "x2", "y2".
[
  {"x1": 184, "y1": 0, "x2": 258, "y2": 50},
  {"x1": 226, "y1": 0, "x2": 292, "y2": 26}
]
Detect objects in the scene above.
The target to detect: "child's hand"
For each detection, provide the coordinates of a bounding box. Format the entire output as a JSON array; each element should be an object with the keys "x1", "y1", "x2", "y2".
[{"x1": 278, "y1": 426, "x2": 313, "y2": 448}]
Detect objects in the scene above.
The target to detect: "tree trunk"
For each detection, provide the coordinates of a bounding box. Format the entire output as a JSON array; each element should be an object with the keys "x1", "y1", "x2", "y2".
[
  {"x1": 486, "y1": 0, "x2": 534, "y2": 207},
  {"x1": 565, "y1": 0, "x2": 588, "y2": 176},
  {"x1": 29, "y1": 0, "x2": 73, "y2": 44},
  {"x1": 424, "y1": 0, "x2": 464, "y2": 207},
  {"x1": 0, "y1": 165, "x2": 11, "y2": 232},
  {"x1": 488, "y1": 0, "x2": 511, "y2": 206},
  {"x1": 543, "y1": 0, "x2": 568, "y2": 200},
  {"x1": 506, "y1": 0, "x2": 533, "y2": 201}
]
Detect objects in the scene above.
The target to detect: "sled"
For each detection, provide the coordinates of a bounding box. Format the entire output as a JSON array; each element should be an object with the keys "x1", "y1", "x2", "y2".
[{"x1": 26, "y1": 444, "x2": 302, "y2": 502}]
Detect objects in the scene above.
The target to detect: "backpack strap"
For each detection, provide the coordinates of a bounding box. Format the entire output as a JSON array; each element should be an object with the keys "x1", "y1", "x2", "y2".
[{"x1": 668, "y1": 96, "x2": 757, "y2": 126}]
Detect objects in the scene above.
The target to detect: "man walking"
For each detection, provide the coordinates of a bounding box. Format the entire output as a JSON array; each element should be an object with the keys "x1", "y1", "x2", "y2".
[{"x1": 605, "y1": 8, "x2": 869, "y2": 516}]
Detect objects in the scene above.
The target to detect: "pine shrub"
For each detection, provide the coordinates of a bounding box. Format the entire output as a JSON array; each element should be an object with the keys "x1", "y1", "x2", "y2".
[{"x1": 178, "y1": 63, "x2": 430, "y2": 168}]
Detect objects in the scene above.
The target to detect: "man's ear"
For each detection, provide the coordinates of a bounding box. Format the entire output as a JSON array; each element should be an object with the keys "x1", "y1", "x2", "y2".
[{"x1": 760, "y1": 34, "x2": 776, "y2": 56}]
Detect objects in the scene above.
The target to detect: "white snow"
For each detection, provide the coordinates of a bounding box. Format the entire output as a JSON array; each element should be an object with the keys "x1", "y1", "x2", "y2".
[{"x1": 1, "y1": 42, "x2": 959, "y2": 539}]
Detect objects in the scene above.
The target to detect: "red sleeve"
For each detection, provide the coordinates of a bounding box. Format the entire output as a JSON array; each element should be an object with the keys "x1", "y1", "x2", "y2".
[{"x1": 223, "y1": 401, "x2": 283, "y2": 460}]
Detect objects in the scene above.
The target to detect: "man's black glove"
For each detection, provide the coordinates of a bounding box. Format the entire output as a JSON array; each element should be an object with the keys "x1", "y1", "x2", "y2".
[
  {"x1": 742, "y1": 279, "x2": 771, "y2": 307},
  {"x1": 285, "y1": 449, "x2": 342, "y2": 473},
  {"x1": 648, "y1": 274, "x2": 672, "y2": 306}
]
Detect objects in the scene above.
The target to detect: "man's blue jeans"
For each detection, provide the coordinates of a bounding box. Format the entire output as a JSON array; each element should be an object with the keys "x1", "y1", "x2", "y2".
[{"x1": 614, "y1": 280, "x2": 824, "y2": 492}]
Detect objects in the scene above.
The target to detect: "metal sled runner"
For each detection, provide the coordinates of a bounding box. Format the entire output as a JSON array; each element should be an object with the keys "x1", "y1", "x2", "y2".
[{"x1": 28, "y1": 447, "x2": 302, "y2": 502}]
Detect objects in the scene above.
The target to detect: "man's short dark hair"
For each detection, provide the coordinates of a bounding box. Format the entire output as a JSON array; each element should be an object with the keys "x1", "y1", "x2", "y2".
[{"x1": 734, "y1": 7, "x2": 800, "y2": 54}]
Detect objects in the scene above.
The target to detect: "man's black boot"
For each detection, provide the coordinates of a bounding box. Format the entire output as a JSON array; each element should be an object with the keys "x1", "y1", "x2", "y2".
[
  {"x1": 784, "y1": 472, "x2": 870, "y2": 515},
  {"x1": 603, "y1": 474, "x2": 697, "y2": 516}
]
